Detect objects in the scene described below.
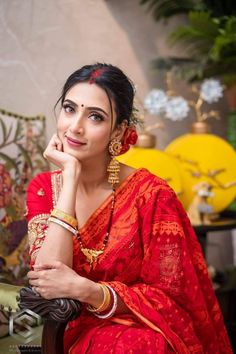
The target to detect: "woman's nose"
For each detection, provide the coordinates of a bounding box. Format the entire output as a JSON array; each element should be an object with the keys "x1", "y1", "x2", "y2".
[{"x1": 69, "y1": 115, "x2": 85, "y2": 135}]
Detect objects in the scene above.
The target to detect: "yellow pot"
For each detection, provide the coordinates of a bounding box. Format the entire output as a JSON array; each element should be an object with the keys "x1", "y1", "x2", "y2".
[
  {"x1": 118, "y1": 146, "x2": 182, "y2": 195},
  {"x1": 165, "y1": 133, "x2": 236, "y2": 212}
]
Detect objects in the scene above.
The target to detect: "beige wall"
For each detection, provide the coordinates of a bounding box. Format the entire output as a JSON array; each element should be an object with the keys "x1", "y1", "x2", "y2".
[{"x1": 0, "y1": 0, "x2": 228, "y2": 147}]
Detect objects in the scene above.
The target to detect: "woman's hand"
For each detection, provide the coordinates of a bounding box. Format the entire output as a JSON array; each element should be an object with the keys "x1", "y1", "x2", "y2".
[
  {"x1": 43, "y1": 134, "x2": 80, "y2": 173},
  {"x1": 27, "y1": 261, "x2": 103, "y2": 305}
]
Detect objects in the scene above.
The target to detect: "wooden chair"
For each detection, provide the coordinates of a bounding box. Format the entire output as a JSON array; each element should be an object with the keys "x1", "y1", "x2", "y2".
[
  {"x1": 0, "y1": 284, "x2": 81, "y2": 354},
  {"x1": 18, "y1": 287, "x2": 82, "y2": 354}
]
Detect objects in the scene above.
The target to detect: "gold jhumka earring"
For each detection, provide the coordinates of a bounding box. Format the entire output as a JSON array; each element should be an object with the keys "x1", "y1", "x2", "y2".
[{"x1": 107, "y1": 139, "x2": 122, "y2": 188}]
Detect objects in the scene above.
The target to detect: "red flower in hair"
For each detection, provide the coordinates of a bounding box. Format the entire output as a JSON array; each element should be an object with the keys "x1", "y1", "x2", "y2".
[{"x1": 120, "y1": 126, "x2": 138, "y2": 155}]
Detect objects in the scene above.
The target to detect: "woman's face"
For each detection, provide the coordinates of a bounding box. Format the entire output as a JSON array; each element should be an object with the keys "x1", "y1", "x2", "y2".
[{"x1": 57, "y1": 82, "x2": 123, "y2": 162}]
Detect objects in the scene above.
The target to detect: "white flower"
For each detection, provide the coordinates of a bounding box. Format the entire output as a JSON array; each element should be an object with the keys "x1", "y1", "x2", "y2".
[
  {"x1": 165, "y1": 96, "x2": 190, "y2": 121},
  {"x1": 144, "y1": 89, "x2": 168, "y2": 115},
  {"x1": 200, "y1": 79, "x2": 224, "y2": 104}
]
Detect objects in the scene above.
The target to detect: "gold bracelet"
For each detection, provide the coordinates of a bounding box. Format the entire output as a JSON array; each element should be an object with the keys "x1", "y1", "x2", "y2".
[
  {"x1": 51, "y1": 208, "x2": 78, "y2": 229},
  {"x1": 87, "y1": 284, "x2": 111, "y2": 314}
]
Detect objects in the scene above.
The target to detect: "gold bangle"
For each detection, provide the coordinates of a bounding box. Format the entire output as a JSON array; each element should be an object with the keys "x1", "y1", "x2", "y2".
[
  {"x1": 49, "y1": 216, "x2": 78, "y2": 235},
  {"x1": 51, "y1": 208, "x2": 78, "y2": 229},
  {"x1": 87, "y1": 285, "x2": 111, "y2": 314}
]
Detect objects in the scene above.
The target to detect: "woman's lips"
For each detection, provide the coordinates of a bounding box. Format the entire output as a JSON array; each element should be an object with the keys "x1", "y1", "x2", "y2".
[{"x1": 66, "y1": 136, "x2": 86, "y2": 147}]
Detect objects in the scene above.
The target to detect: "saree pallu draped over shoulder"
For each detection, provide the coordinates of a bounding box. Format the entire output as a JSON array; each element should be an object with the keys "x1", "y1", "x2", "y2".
[{"x1": 26, "y1": 168, "x2": 233, "y2": 354}]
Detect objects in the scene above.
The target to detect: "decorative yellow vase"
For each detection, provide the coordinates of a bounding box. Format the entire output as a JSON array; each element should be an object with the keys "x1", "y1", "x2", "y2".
[
  {"x1": 118, "y1": 133, "x2": 182, "y2": 195},
  {"x1": 165, "y1": 123, "x2": 236, "y2": 212}
]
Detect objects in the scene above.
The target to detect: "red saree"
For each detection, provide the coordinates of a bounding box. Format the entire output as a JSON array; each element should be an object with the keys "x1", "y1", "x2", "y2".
[{"x1": 26, "y1": 168, "x2": 232, "y2": 354}]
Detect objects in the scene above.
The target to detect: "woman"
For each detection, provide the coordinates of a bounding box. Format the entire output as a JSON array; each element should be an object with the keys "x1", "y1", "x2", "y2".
[{"x1": 26, "y1": 63, "x2": 232, "y2": 353}]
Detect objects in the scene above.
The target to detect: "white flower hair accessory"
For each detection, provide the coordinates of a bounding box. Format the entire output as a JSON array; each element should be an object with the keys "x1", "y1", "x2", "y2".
[{"x1": 200, "y1": 79, "x2": 224, "y2": 104}]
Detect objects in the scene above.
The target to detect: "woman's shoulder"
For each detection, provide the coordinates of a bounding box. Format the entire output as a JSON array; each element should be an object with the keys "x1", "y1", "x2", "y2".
[{"x1": 132, "y1": 168, "x2": 175, "y2": 194}]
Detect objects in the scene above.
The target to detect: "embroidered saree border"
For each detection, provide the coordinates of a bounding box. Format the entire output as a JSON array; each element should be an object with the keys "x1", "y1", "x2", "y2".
[
  {"x1": 27, "y1": 170, "x2": 62, "y2": 262},
  {"x1": 51, "y1": 170, "x2": 62, "y2": 207},
  {"x1": 28, "y1": 213, "x2": 50, "y2": 261}
]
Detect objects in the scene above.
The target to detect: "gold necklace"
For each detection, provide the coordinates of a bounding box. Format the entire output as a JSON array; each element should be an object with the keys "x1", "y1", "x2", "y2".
[{"x1": 76, "y1": 189, "x2": 116, "y2": 267}]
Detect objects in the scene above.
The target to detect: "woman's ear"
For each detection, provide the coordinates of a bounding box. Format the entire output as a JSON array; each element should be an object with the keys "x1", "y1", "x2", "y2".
[{"x1": 111, "y1": 120, "x2": 128, "y2": 140}]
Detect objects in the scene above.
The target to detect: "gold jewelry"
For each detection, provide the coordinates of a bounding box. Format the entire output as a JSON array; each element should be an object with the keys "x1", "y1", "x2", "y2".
[
  {"x1": 49, "y1": 216, "x2": 78, "y2": 235},
  {"x1": 94, "y1": 285, "x2": 118, "y2": 319},
  {"x1": 87, "y1": 284, "x2": 111, "y2": 313},
  {"x1": 107, "y1": 139, "x2": 122, "y2": 188},
  {"x1": 51, "y1": 208, "x2": 78, "y2": 229},
  {"x1": 76, "y1": 190, "x2": 116, "y2": 267}
]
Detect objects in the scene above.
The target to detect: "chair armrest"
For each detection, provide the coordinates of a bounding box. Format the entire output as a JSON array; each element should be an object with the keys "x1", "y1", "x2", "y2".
[
  {"x1": 19, "y1": 286, "x2": 82, "y2": 321},
  {"x1": 0, "y1": 283, "x2": 82, "y2": 354},
  {"x1": 0, "y1": 282, "x2": 22, "y2": 339},
  {"x1": 19, "y1": 286, "x2": 82, "y2": 354},
  {"x1": 0, "y1": 282, "x2": 21, "y2": 312}
]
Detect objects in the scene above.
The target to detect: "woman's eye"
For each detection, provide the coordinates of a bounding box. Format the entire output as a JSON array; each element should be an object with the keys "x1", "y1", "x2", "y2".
[
  {"x1": 89, "y1": 113, "x2": 104, "y2": 122},
  {"x1": 63, "y1": 104, "x2": 74, "y2": 114}
]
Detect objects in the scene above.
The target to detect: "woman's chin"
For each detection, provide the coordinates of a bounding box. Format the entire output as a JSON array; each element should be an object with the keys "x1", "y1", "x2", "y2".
[{"x1": 63, "y1": 147, "x2": 84, "y2": 160}]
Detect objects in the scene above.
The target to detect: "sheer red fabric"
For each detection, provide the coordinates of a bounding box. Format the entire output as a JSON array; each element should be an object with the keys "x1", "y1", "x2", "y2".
[{"x1": 26, "y1": 168, "x2": 233, "y2": 354}]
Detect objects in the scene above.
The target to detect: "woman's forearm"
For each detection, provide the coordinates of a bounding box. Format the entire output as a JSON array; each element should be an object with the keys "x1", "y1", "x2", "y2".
[{"x1": 35, "y1": 170, "x2": 79, "y2": 266}]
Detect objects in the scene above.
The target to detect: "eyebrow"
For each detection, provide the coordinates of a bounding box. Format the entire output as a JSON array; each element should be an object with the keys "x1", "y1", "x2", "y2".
[{"x1": 63, "y1": 99, "x2": 109, "y2": 117}]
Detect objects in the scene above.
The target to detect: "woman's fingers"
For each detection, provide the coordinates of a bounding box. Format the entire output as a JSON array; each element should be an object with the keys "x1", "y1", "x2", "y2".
[
  {"x1": 43, "y1": 134, "x2": 80, "y2": 171},
  {"x1": 43, "y1": 134, "x2": 63, "y2": 159},
  {"x1": 27, "y1": 270, "x2": 39, "y2": 279},
  {"x1": 54, "y1": 134, "x2": 63, "y2": 151},
  {"x1": 29, "y1": 279, "x2": 39, "y2": 286}
]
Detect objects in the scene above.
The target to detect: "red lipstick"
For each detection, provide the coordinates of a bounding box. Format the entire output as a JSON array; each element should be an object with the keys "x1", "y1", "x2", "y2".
[{"x1": 66, "y1": 136, "x2": 86, "y2": 147}]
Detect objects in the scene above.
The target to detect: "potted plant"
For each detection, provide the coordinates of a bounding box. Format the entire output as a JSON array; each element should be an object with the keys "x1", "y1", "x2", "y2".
[{"x1": 140, "y1": 0, "x2": 236, "y2": 148}]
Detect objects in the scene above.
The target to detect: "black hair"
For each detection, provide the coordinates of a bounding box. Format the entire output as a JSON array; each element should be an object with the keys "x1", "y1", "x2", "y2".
[{"x1": 55, "y1": 63, "x2": 135, "y2": 126}]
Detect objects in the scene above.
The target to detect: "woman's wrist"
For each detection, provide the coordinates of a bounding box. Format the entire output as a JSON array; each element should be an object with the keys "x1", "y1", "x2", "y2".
[
  {"x1": 84, "y1": 281, "x2": 104, "y2": 308},
  {"x1": 71, "y1": 277, "x2": 103, "y2": 307},
  {"x1": 62, "y1": 168, "x2": 80, "y2": 182}
]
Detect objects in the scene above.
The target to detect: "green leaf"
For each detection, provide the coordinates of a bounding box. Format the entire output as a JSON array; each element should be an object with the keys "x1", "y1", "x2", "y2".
[
  {"x1": 169, "y1": 12, "x2": 219, "y2": 54},
  {"x1": 13, "y1": 120, "x2": 22, "y2": 141},
  {"x1": 5, "y1": 124, "x2": 13, "y2": 143},
  {"x1": 0, "y1": 118, "x2": 7, "y2": 143},
  {"x1": 152, "y1": 56, "x2": 197, "y2": 70},
  {"x1": 5, "y1": 204, "x2": 18, "y2": 220},
  {"x1": 0, "y1": 152, "x2": 20, "y2": 174},
  {"x1": 139, "y1": 0, "x2": 202, "y2": 21},
  {"x1": 15, "y1": 143, "x2": 33, "y2": 170},
  {"x1": 188, "y1": 11, "x2": 218, "y2": 37},
  {"x1": 139, "y1": 0, "x2": 236, "y2": 20},
  {"x1": 225, "y1": 16, "x2": 236, "y2": 32}
]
